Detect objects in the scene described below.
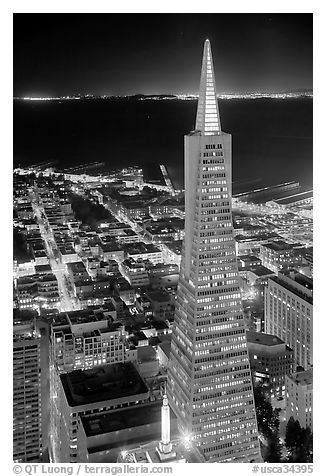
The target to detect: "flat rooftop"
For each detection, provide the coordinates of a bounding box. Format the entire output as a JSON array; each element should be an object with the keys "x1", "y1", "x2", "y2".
[
  {"x1": 293, "y1": 273, "x2": 313, "y2": 291},
  {"x1": 61, "y1": 362, "x2": 148, "y2": 407},
  {"x1": 34, "y1": 264, "x2": 52, "y2": 274},
  {"x1": 236, "y1": 233, "x2": 280, "y2": 243},
  {"x1": 239, "y1": 255, "x2": 261, "y2": 263},
  {"x1": 147, "y1": 290, "x2": 170, "y2": 303},
  {"x1": 246, "y1": 331, "x2": 285, "y2": 347},
  {"x1": 270, "y1": 275, "x2": 313, "y2": 304},
  {"x1": 165, "y1": 240, "x2": 183, "y2": 254},
  {"x1": 137, "y1": 345, "x2": 157, "y2": 362},
  {"x1": 288, "y1": 369, "x2": 313, "y2": 387},
  {"x1": 101, "y1": 243, "x2": 122, "y2": 252},
  {"x1": 249, "y1": 265, "x2": 275, "y2": 277},
  {"x1": 67, "y1": 261, "x2": 87, "y2": 272},
  {"x1": 81, "y1": 400, "x2": 176, "y2": 437},
  {"x1": 262, "y1": 240, "x2": 295, "y2": 252},
  {"x1": 66, "y1": 310, "x2": 108, "y2": 325},
  {"x1": 158, "y1": 341, "x2": 171, "y2": 357},
  {"x1": 125, "y1": 243, "x2": 161, "y2": 254}
]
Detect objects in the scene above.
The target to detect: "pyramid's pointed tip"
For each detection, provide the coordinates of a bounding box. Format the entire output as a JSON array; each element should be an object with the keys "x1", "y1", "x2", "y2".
[
  {"x1": 204, "y1": 39, "x2": 211, "y2": 56},
  {"x1": 196, "y1": 38, "x2": 221, "y2": 135}
]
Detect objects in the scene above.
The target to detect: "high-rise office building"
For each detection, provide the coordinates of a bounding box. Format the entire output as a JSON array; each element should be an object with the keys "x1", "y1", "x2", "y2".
[
  {"x1": 265, "y1": 273, "x2": 313, "y2": 370},
  {"x1": 167, "y1": 39, "x2": 261, "y2": 463},
  {"x1": 49, "y1": 310, "x2": 137, "y2": 461},
  {"x1": 13, "y1": 315, "x2": 42, "y2": 462},
  {"x1": 285, "y1": 369, "x2": 313, "y2": 430}
]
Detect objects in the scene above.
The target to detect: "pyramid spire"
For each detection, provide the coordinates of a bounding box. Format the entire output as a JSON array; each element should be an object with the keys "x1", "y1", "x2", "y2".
[{"x1": 195, "y1": 39, "x2": 221, "y2": 135}]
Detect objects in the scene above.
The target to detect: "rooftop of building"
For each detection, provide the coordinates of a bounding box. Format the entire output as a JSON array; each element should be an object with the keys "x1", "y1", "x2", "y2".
[
  {"x1": 60, "y1": 362, "x2": 148, "y2": 407},
  {"x1": 137, "y1": 345, "x2": 157, "y2": 362},
  {"x1": 74, "y1": 279, "x2": 94, "y2": 287},
  {"x1": 59, "y1": 246, "x2": 76, "y2": 254},
  {"x1": 114, "y1": 278, "x2": 134, "y2": 291},
  {"x1": 99, "y1": 222, "x2": 131, "y2": 230},
  {"x1": 13, "y1": 309, "x2": 37, "y2": 327},
  {"x1": 33, "y1": 249, "x2": 47, "y2": 256},
  {"x1": 13, "y1": 314, "x2": 39, "y2": 342},
  {"x1": 146, "y1": 224, "x2": 177, "y2": 234},
  {"x1": 122, "y1": 258, "x2": 147, "y2": 269},
  {"x1": 246, "y1": 331, "x2": 285, "y2": 347},
  {"x1": 66, "y1": 261, "x2": 87, "y2": 272},
  {"x1": 269, "y1": 274, "x2": 313, "y2": 303},
  {"x1": 248, "y1": 265, "x2": 275, "y2": 277},
  {"x1": 34, "y1": 264, "x2": 52, "y2": 274},
  {"x1": 239, "y1": 255, "x2": 262, "y2": 263},
  {"x1": 262, "y1": 240, "x2": 297, "y2": 252},
  {"x1": 165, "y1": 240, "x2": 183, "y2": 254},
  {"x1": 122, "y1": 229, "x2": 137, "y2": 236},
  {"x1": 288, "y1": 369, "x2": 313, "y2": 387},
  {"x1": 101, "y1": 242, "x2": 123, "y2": 252},
  {"x1": 94, "y1": 322, "x2": 124, "y2": 335},
  {"x1": 81, "y1": 400, "x2": 176, "y2": 437},
  {"x1": 235, "y1": 233, "x2": 280, "y2": 243},
  {"x1": 146, "y1": 290, "x2": 171, "y2": 303},
  {"x1": 17, "y1": 273, "x2": 57, "y2": 285},
  {"x1": 157, "y1": 340, "x2": 171, "y2": 357},
  {"x1": 151, "y1": 320, "x2": 169, "y2": 330},
  {"x1": 86, "y1": 301, "x2": 116, "y2": 313},
  {"x1": 125, "y1": 242, "x2": 161, "y2": 255},
  {"x1": 291, "y1": 273, "x2": 313, "y2": 291},
  {"x1": 133, "y1": 331, "x2": 149, "y2": 342},
  {"x1": 122, "y1": 200, "x2": 149, "y2": 209},
  {"x1": 66, "y1": 309, "x2": 108, "y2": 326}
]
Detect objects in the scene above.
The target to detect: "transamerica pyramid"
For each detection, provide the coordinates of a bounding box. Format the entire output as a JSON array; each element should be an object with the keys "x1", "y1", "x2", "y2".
[{"x1": 167, "y1": 39, "x2": 262, "y2": 463}]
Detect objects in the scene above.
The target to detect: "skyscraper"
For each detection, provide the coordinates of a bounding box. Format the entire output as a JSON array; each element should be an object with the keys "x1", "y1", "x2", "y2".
[
  {"x1": 167, "y1": 39, "x2": 261, "y2": 463},
  {"x1": 265, "y1": 273, "x2": 313, "y2": 370},
  {"x1": 13, "y1": 315, "x2": 42, "y2": 462}
]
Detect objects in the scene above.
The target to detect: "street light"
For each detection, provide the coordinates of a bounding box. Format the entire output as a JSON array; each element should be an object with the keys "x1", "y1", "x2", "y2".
[{"x1": 182, "y1": 432, "x2": 192, "y2": 450}]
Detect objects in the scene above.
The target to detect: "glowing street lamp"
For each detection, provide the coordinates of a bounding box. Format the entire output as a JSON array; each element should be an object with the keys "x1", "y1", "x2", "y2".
[{"x1": 182, "y1": 432, "x2": 192, "y2": 450}]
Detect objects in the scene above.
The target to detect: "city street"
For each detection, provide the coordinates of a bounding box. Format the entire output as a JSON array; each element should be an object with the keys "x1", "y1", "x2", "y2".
[{"x1": 31, "y1": 190, "x2": 79, "y2": 312}]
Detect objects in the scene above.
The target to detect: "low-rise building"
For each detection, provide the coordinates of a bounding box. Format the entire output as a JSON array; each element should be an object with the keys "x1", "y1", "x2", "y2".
[
  {"x1": 246, "y1": 266, "x2": 275, "y2": 286},
  {"x1": 146, "y1": 290, "x2": 173, "y2": 320},
  {"x1": 121, "y1": 258, "x2": 150, "y2": 288},
  {"x1": 100, "y1": 242, "x2": 125, "y2": 263},
  {"x1": 260, "y1": 241, "x2": 304, "y2": 273},
  {"x1": 136, "y1": 345, "x2": 159, "y2": 378},
  {"x1": 116, "y1": 229, "x2": 139, "y2": 244},
  {"x1": 157, "y1": 339, "x2": 171, "y2": 369},
  {"x1": 58, "y1": 245, "x2": 79, "y2": 264},
  {"x1": 67, "y1": 261, "x2": 89, "y2": 282},
  {"x1": 113, "y1": 277, "x2": 135, "y2": 305},
  {"x1": 125, "y1": 243, "x2": 163, "y2": 265},
  {"x1": 235, "y1": 233, "x2": 281, "y2": 256},
  {"x1": 50, "y1": 310, "x2": 134, "y2": 373},
  {"x1": 16, "y1": 273, "x2": 59, "y2": 311},
  {"x1": 238, "y1": 255, "x2": 262, "y2": 269}
]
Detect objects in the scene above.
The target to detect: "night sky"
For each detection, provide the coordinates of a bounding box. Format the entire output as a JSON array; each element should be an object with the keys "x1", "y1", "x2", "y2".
[{"x1": 14, "y1": 13, "x2": 312, "y2": 97}]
